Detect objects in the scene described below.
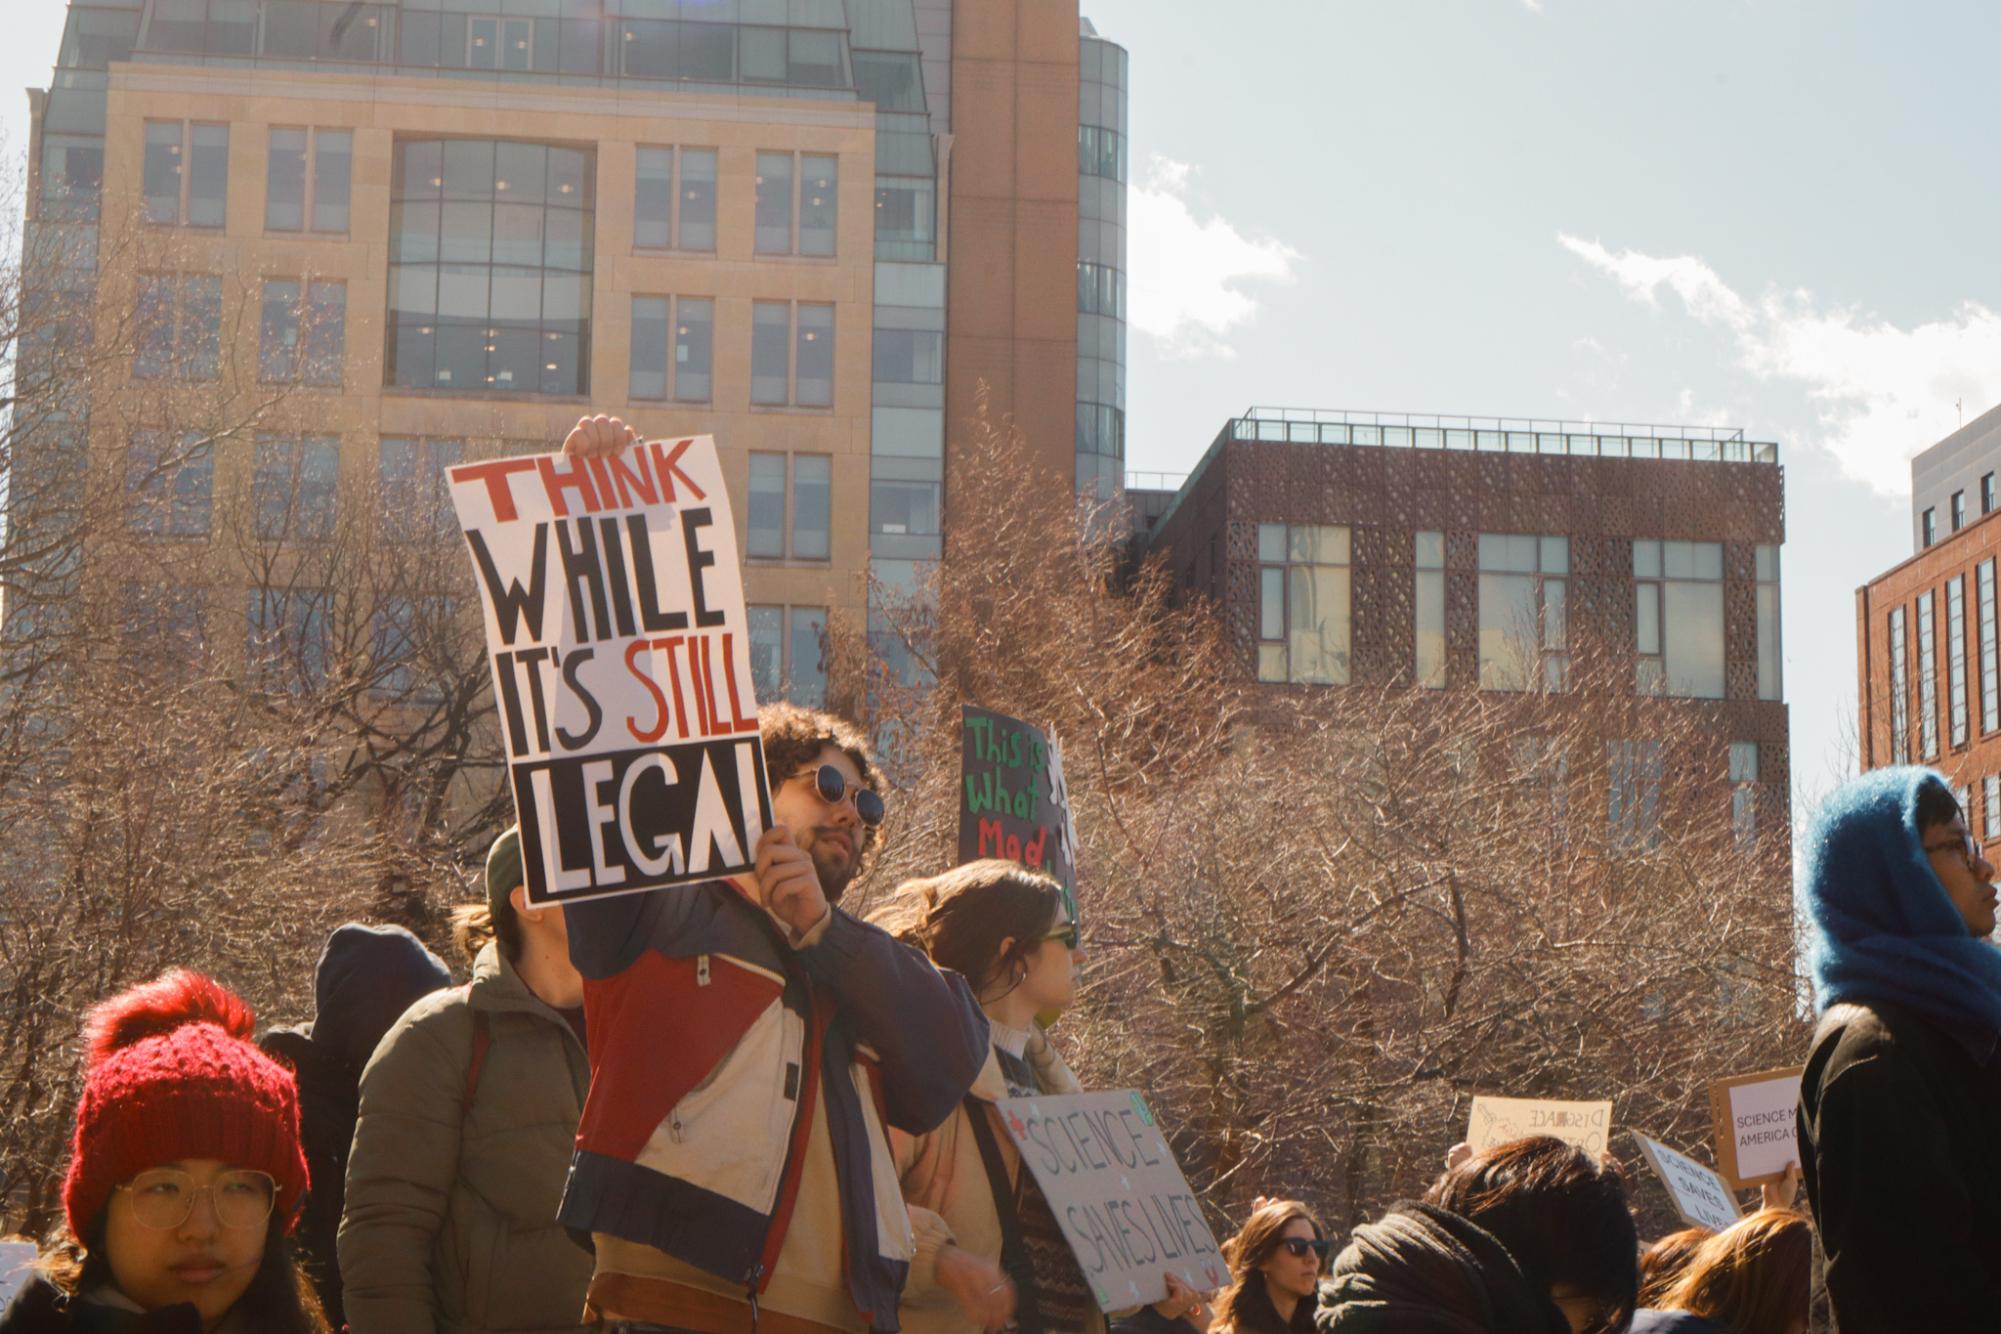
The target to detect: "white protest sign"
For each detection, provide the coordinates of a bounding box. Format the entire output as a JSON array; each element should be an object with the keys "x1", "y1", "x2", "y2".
[
  {"x1": 1467, "y1": 1095, "x2": 1612, "y2": 1155},
  {"x1": 996, "y1": 1090, "x2": 1228, "y2": 1311},
  {"x1": 1633, "y1": 1133, "x2": 1742, "y2": 1233},
  {"x1": 449, "y1": 437, "x2": 772, "y2": 905},
  {"x1": 0, "y1": 1241, "x2": 38, "y2": 1311},
  {"x1": 1708, "y1": 1066, "x2": 1802, "y2": 1188}
]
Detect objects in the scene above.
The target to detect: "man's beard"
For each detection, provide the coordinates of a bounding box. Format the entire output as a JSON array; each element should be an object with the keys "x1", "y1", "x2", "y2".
[{"x1": 807, "y1": 832, "x2": 857, "y2": 903}]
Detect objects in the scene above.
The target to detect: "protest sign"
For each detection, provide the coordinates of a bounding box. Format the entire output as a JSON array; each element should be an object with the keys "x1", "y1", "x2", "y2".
[
  {"x1": 996, "y1": 1090, "x2": 1226, "y2": 1311},
  {"x1": 1466, "y1": 1095, "x2": 1612, "y2": 1155},
  {"x1": 1633, "y1": 1133, "x2": 1742, "y2": 1233},
  {"x1": 0, "y1": 1241, "x2": 36, "y2": 1312},
  {"x1": 449, "y1": 437, "x2": 771, "y2": 905},
  {"x1": 1708, "y1": 1066, "x2": 1803, "y2": 1188},
  {"x1": 960, "y1": 706, "x2": 1079, "y2": 920}
]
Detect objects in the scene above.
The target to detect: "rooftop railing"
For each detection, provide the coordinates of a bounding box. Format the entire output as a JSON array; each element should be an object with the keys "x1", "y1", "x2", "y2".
[{"x1": 1225, "y1": 406, "x2": 1779, "y2": 465}]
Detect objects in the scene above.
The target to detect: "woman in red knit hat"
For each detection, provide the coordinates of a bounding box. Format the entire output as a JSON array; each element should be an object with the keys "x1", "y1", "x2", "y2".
[{"x1": 0, "y1": 970, "x2": 330, "y2": 1334}]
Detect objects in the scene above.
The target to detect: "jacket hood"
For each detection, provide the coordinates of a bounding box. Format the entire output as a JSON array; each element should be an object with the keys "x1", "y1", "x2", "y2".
[
  {"x1": 312, "y1": 923, "x2": 452, "y2": 1067},
  {"x1": 1802, "y1": 766, "x2": 2001, "y2": 1032}
]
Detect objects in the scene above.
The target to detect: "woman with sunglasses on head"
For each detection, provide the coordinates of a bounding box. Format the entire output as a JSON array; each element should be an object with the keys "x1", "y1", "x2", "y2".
[
  {"x1": 1797, "y1": 768, "x2": 2001, "y2": 1332},
  {"x1": 1, "y1": 970, "x2": 328, "y2": 1334},
  {"x1": 1201, "y1": 1202, "x2": 1326, "y2": 1334},
  {"x1": 873, "y1": 860, "x2": 1201, "y2": 1334}
]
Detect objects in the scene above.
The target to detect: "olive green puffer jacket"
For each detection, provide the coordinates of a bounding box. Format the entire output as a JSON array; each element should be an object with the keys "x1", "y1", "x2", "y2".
[{"x1": 338, "y1": 943, "x2": 592, "y2": 1334}]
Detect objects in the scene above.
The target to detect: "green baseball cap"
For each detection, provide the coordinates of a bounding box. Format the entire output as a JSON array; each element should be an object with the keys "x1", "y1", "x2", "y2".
[{"x1": 485, "y1": 825, "x2": 523, "y2": 916}]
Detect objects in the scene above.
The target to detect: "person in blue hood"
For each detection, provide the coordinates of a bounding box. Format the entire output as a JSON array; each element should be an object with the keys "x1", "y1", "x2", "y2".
[
  {"x1": 1795, "y1": 766, "x2": 2001, "y2": 1333},
  {"x1": 259, "y1": 923, "x2": 452, "y2": 1328}
]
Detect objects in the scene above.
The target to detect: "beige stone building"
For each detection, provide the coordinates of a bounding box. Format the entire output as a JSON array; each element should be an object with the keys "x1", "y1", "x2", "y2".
[{"x1": 20, "y1": 0, "x2": 1129, "y2": 703}]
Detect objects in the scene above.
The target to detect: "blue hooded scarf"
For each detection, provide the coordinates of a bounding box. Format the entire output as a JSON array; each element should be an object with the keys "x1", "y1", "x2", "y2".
[{"x1": 1802, "y1": 765, "x2": 2001, "y2": 1035}]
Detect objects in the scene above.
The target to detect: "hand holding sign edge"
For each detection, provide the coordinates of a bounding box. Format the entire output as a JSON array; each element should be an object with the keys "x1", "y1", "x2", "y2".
[{"x1": 756, "y1": 826, "x2": 831, "y2": 942}]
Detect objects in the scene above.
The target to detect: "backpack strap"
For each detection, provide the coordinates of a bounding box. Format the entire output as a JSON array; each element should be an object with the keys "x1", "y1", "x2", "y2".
[{"x1": 463, "y1": 991, "x2": 492, "y2": 1113}]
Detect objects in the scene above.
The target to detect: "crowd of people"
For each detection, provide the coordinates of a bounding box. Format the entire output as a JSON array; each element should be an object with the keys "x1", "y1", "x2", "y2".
[{"x1": 5, "y1": 418, "x2": 1997, "y2": 1334}]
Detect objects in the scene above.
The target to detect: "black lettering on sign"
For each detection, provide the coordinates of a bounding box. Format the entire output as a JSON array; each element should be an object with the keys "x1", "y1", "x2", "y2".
[{"x1": 512, "y1": 737, "x2": 773, "y2": 904}]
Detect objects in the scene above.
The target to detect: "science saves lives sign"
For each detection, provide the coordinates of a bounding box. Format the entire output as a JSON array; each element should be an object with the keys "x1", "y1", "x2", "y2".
[{"x1": 449, "y1": 437, "x2": 772, "y2": 905}]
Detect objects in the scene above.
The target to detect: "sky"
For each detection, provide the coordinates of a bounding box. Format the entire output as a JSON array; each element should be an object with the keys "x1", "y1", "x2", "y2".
[{"x1": 4, "y1": 0, "x2": 1996, "y2": 825}]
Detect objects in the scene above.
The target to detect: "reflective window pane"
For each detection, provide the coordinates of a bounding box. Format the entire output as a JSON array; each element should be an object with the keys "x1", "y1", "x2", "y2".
[
  {"x1": 143, "y1": 121, "x2": 181, "y2": 223},
  {"x1": 795, "y1": 304, "x2": 833, "y2": 406},
  {"x1": 312, "y1": 130, "x2": 351, "y2": 232},
  {"x1": 634, "y1": 146, "x2": 673, "y2": 248},
  {"x1": 303, "y1": 281, "x2": 346, "y2": 386},
  {"x1": 1663, "y1": 580, "x2": 1726, "y2": 699},
  {"x1": 748, "y1": 605, "x2": 783, "y2": 699},
  {"x1": 792, "y1": 455, "x2": 830, "y2": 560},
  {"x1": 755, "y1": 151, "x2": 793, "y2": 253},
  {"x1": 187, "y1": 125, "x2": 228, "y2": 227},
  {"x1": 789, "y1": 607, "x2": 828, "y2": 706},
  {"x1": 799, "y1": 153, "x2": 836, "y2": 256},
  {"x1": 630, "y1": 295, "x2": 668, "y2": 399},
  {"x1": 260, "y1": 279, "x2": 302, "y2": 381},
  {"x1": 267, "y1": 127, "x2": 308, "y2": 230},
  {"x1": 746, "y1": 452, "x2": 786, "y2": 558},
  {"x1": 751, "y1": 301, "x2": 789, "y2": 405},
  {"x1": 674, "y1": 297, "x2": 713, "y2": 402},
  {"x1": 679, "y1": 148, "x2": 717, "y2": 251}
]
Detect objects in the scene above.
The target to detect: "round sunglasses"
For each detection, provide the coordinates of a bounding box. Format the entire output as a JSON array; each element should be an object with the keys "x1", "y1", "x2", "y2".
[{"x1": 802, "y1": 763, "x2": 885, "y2": 826}]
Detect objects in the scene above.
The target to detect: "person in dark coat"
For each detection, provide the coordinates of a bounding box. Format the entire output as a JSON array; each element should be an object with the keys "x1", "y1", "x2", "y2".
[
  {"x1": 1317, "y1": 1136, "x2": 1638, "y2": 1334},
  {"x1": 1796, "y1": 767, "x2": 2001, "y2": 1332},
  {"x1": 257, "y1": 923, "x2": 451, "y2": 1329}
]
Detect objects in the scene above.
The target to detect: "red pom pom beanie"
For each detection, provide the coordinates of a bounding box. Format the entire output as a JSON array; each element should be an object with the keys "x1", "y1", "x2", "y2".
[{"x1": 63, "y1": 969, "x2": 309, "y2": 1240}]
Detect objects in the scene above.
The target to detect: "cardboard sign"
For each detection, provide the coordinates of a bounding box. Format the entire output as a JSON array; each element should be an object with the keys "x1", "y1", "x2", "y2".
[
  {"x1": 1467, "y1": 1095, "x2": 1613, "y2": 1155},
  {"x1": 996, "y1": 1090, "x2": 1226, "y2": 1310},
  {"x1": 449, "y1": 438, "x2": 772, "y2": 905},
  {"x1": 959, "y1": 706, "x2": 1079, "y2": 921},
  {"x1": 0, "y1": 1242, "x2": 38, "y2": 1312},
  {"x1": 1633, "y1": 1133, "x2": 1743, "y2": 1233},
  {"x1": 1709, "y1": 1067, "x2": 1803, "y2": 1188}
]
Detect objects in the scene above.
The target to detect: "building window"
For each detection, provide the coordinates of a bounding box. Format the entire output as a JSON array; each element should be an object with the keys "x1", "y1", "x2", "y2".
[
  {"x1": 463, "y1": 14, "x2": 534, "y2": 68},
  {"x1": 1478, "y1": 533, "x2": 1568, "y2": 691},
  {"x1": 266, "y1": 127, "x2": 351, "y2": 233},
  {"x1": 387, "y1": 138, "x2": 595, "y2": 395},
  {"x1": 1415, "y1": 530, "x2": 1445, "y2": 689},
  {"x1": 748, "y1": 604, "x2": 829, "y2": 707},
  {"x1": 41, "y1": 132, "x2": 104, "y2": 221},
  {"x1": 875, "y1": 176, "x2": 935, "y2": 254},
  {"x1": 746, "y1": 452, "x2": 831, "y2": 561},
  {"x1": 1608, "y1": 739, "x2": 1664, "y2": 854},
  {"x1": 1953, "y1": 491, "x2": 1967, "y2": 532},
  {"x1": 127, "y1": 431, "x2": 213, "y2": 537},
  {"x1": 1635, "y1": 540, "x2": 1724, "y2": 699},
  {"x1": 143, "y1": 121, "x2": 227, "y2": 227},
  {"x1": 121, "y1": 583, "x2": 206, "y2": 675},
  {"x1": 1985, "y1": 474, "x2": 1997, "y2": 516},
  {"x1": 1729, "y1": 742, "x2": 1759, "y2": 853},
  {"x1": 1986, "y1": 775, "x2": 2000, "y2": 841},
  {"x1": 371, "y1": 595, "x2": 452, "y2": 703},
  {"x1": 1077, "y1": 123, "x2": 1127, "y2": 182},
  {"x1": 1077, "y1": 262, "x2": 1126, "y2": 318},
  {"x1": 629, "y1": 295, "x2": 713, "y2": 402},
  {"x1": 252, "y1": 436, "x2": 339, "y2": 542},
  {"x1": 1889, "y1": 605, "x2": 1910, "y2": 762},
  {"x1": 1922, "y1": 507, "x2": 1937, "y2": 547},
  {"x1": 755, "y1": 151, "x2": 836, "y2": 256},
  {"x1": 873, "y1": 328, "x2": 943, "y2": 384},
  {"x1": 634, "y1": 146, "x2": 717, "y2": 252},
  {"x1": 1950, "y1": 575, "x2": 1969, "y2": 748},
  {"x1": 1256, "y1": 523, "x2": 1352, "y2": 686},
  {"x1": 1918, "y1": 591, "x2": 1939, "y2": 760},
  {"x1": 378, "y1": 438, "x2": 464, "y2": 542},
  {"x1": 258, "y1": 279, "x2": 346, "y2": 386},
  {"x1": 751, "y1": 301, "x2": 834, "y2": 408},
  {"x1": 1981, "y1": 559, "x2": 1999, "y2": 735},
  {"x1": 133, "y1": 274, "x2": 222, "y2": 381},
  {"x1": 247, "y1": 588, "x2": 331, "y2": 691},
  {"x1": 870, "y1": 475, "x2": 940, "y2": 538},
  {"x1": 1756, "y1": 545, "x2": 1782, "y2": 703}
]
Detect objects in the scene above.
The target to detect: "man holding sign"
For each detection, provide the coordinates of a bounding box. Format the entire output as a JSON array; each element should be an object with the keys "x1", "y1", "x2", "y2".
[{"x1": 512, "y1": 418, "x2": 989, "y2": 1334}]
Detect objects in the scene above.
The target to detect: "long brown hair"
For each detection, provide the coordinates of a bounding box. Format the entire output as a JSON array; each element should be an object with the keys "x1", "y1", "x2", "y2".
[
  {"x1": 1637, "y1": 1227, "x2": 1714, "y2": 1308},
  {"x1": 1212, "y1": 1199, "x2": 1324, "y2": 1334},
  {"x1": 40, "y1": 1212, "x2": 332, "y2": 1334},
  {"x1": 1659, "y1": 1208, "x2": 1811, "y2": 1334},
  {"x1": 868, "y1": 860, "x2": 1065, "y2": 989}
]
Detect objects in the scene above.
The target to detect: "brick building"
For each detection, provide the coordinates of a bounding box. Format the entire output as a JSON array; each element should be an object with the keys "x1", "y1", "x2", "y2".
[
  {"x1": 1858, "y1": 403, "x2": 2001, "y2": 835},
  {"x1": 1142, "y1": 407, "x2": 1790, "y2": 850}
]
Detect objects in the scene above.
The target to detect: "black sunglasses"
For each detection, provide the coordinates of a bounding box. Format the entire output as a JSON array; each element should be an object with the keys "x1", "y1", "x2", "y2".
[
  {"x1": 804, "y1": 764, "x2": 885, "y2": 826},
  {"x1": 1278, "y1": 1238, "x2": 1331, "y2": 1260}
]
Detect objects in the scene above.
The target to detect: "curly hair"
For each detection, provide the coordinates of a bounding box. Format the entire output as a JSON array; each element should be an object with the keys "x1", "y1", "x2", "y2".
[{"x1": 760, "y1": 702, "x2": 885, "y2": 870}]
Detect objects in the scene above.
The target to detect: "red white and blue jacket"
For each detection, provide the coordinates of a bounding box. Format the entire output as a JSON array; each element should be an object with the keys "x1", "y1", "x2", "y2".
[{"x1": 560, "y1": 881, "x2": 989, "y2": 1330}]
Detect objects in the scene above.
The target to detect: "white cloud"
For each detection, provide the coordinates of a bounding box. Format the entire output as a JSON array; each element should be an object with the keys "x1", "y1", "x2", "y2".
[
  {"x1": 1128, "y1": 154, "x2": 1300, "y2": 360},
  {"x1": 1560, "y1": 233, "x2": 2001, "y2": 495}
]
